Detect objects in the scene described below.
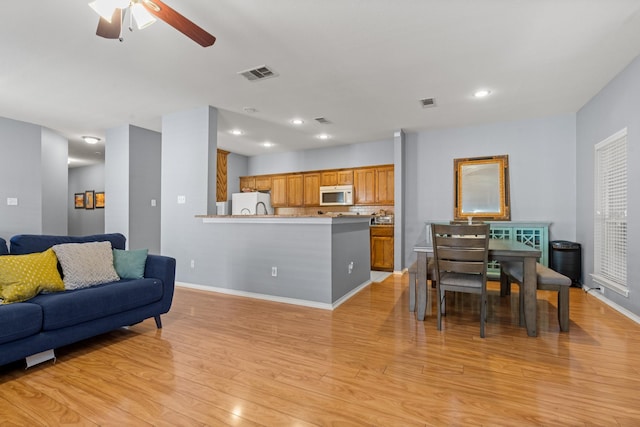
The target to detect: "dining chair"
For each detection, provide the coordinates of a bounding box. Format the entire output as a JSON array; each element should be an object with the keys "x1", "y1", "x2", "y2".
[{"x1": 431, "y1": 223, "x2": 490, "y2": 338}]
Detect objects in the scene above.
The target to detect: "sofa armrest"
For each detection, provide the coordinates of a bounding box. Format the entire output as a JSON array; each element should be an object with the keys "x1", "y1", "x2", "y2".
[{"x1": 144, "y1": 254, "x2": 176, "y2": 313}]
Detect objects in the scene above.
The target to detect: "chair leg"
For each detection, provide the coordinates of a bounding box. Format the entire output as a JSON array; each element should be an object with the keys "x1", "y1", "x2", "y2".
[
  {"x1": 480, "y1": 292, "x2": 487, "y2": 338},
  {"x1": 437, "y1": 286, "x2": 443, "y2": 331},
  {"x1": 558, "y1": 287, "x2": 570, "y2": 332},
  {"x1": 154, "y1": 315, "x2": 162, "y2": 329}
]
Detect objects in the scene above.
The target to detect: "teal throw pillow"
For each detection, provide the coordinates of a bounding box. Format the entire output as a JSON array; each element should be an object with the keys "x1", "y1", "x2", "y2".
[{"x1": 112, "y1": 248, "x2": 148, "y2": 279}]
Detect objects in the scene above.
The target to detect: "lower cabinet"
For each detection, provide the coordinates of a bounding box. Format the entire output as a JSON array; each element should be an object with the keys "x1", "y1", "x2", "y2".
[{"x1": 371, "y1": 226, "x2": 394, "y2": 272}]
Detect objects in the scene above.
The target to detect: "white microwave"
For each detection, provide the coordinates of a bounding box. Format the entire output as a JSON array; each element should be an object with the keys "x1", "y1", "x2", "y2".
[{"x1": 320, "y1": 185, "x2": 354, "y2": 206}]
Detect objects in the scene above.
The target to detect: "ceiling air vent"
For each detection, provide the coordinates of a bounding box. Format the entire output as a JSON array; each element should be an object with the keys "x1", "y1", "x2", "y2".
[
  {"x1": 420, "y1": 97, "x2": 436, "y2": 108},
  {"x1": 238, "y1": 65, "x2": 278, "y2": 82},
  {"x1": 314, "y1": 117, "x2": 331, "y2": 124}
]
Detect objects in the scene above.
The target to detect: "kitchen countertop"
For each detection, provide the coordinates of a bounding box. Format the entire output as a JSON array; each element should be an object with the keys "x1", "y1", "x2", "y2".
[{"x1": 196, "y1": 214, "x2": 372, "y2": 225}]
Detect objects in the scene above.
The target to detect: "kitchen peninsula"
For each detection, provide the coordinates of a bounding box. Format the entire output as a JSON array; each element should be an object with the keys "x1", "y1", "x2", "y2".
[{"x1": 194, "y1": 214, "x2": 371, "y2": 308}]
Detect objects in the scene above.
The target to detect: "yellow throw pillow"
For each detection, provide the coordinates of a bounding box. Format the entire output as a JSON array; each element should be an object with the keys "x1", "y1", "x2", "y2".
[{"x1": 0, "y1": 248, "x2": 65, "y2": 304}]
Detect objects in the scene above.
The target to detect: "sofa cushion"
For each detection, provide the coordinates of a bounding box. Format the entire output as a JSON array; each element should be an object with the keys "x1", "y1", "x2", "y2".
[
  {"x1": 0, "y1": 303, "x2": 43, "y2": 344},
  {"x1": 0, "y1": 238, "x2": 7, "y2": 256},
  {"x1": 9, "y1": 233, "x2": 126, "y2": 255},
  {"x1": 31, "y1": 279, "x2": 163, "y2": 331},
  {"x1": 113, "y1": 249, "x2": 148, "y2": 279},
  {"x1": 0, "y1": 249, "x2": 65, "y2": 304},
  {"x1": 52, "y1": 242, "x2": 120, "y2": 290}
]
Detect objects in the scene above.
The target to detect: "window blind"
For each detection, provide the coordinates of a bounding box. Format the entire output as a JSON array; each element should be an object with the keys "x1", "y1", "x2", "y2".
[{"x1": 593, "y1": 128, "x2": 628, "y2": 296}]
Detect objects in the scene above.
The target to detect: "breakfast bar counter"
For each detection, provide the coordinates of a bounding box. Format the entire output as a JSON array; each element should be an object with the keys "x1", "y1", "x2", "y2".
[{"x1": 190, "y1": 215, "x2": 371, "y2": 309}]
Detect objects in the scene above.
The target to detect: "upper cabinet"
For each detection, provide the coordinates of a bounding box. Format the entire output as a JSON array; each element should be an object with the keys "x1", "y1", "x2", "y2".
[
  {"x1": 271, "y1": 175, "x2": 288, "y2": 207},
  {"x1": 375, "y1": 166, "x2": 394, "y2": 205},
  {"x1": 239, "y1": 165, "x2": 393, "y2": 208},
  {"x1": 354, "y1": 165, "x2": 394, "y2": 205},
  {"x1": 239, "y1": 176, "x2": 255, "y2": 192},
  {"x1": 321, "y1": 169, "x2": 353, "y2": 186},
  {"x1": 303, "y1": 173, "x2": 321, "y2": 206},
  {"x1": 255, "y1": 176, "x2": 272, "y2": 191},
  {"x1": 287, "y1": 174, "x2": 304, "y2": 207}
]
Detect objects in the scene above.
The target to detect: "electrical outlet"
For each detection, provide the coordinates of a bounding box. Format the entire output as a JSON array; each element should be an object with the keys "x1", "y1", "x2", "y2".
[
  {"x1": 177, "y1": 195, "x2": 186, "y2": 204},
  {"x1": 348, "y1": 261, "x2": 354, "y2": 274},
  {"x1": 271, "y1": 266, "x2": 278, "y2": 277},
  {"x1": 190, "y1": 260, "x2": 195, "y2": 268}
]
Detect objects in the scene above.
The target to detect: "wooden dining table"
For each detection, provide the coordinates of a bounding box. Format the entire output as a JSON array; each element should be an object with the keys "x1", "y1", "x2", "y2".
[{"x1": 413, "y1": 238, "x2": 542, "y2": 337}]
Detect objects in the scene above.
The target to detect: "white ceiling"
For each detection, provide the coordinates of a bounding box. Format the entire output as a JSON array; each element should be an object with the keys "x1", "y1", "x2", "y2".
[{"x1": 2, "y1": 1, "x2": 640, "y2": 167}]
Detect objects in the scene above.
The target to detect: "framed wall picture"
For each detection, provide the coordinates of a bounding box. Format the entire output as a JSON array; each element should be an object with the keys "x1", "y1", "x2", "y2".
[
  {"x1": 95, "y1": 191, "x2": 105, "y2": 209},
  {"x1": 74, "y1": 193, "x2": 85, "y2": 209},
  {"x1": 85, "y1": 190, "x2": 95, "y2": 210}
]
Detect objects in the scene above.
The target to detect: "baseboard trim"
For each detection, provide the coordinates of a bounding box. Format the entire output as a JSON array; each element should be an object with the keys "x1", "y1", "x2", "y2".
[
  {"x1": 583, "y1": 286, "x2": 640, "y2": 325},
  {"x1": 176, "y1": 280, "x2": 371, "y2": 311}
]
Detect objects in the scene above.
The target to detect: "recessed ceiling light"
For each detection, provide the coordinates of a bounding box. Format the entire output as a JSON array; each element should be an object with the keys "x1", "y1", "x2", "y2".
[
  {"x1": 473, "y1": 89, "x2": 491, "y2": 98},
  {"x1": 290, "y1": 118, "x2": 304, "y2": 125},
  {"x1": 262, "y1": 142, "x2": 274, "y2": 148},
  {"x1": 230, "y1": 129, "x2": 243, "y2": 136},
  {"x1": 316, "y1": 133, "x2": 331, "y2": 140},
  {"x1": 82, "y1": 136, "x2": 100, "y2": 144}
]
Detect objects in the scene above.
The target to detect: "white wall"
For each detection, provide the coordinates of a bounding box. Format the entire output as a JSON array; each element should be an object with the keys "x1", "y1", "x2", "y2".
[
  {"x1": 576, "y1": 54, "x2": 640, "y2": 314},
  {"x1": 68, "y1": 164, "x2": 105, "y2": 236},
  {"x1": 403, "y1": 114, "x2": 577, "y2": 267}
]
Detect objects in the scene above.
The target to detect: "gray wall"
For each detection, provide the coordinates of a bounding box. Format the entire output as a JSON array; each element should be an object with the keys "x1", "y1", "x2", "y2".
[
  {"x1": 576, "y1": 54, "x2": 640, "y2": 314},
  {"x1": 403, "y1": 114, "x2": 577, "y2": 267},
  {"x1": 68, "y1": 164, "x2": 105, "y2": 236},
  {"x1": 129, "y1": 126, "x2": 161, "y2": 253},
  {"x1": 161, "y1": 106, "x2": 218, "y2": 281},
  {"x1": 248, "y1": 138, "x2": 394, "y2": 175},
  {"x1": 105, "y1": 125, "x2": 161, "y2": 253},
  {"x1": 0, "y1": 117, "x2": 68, "y2": 241},
  {"x1": 227, "y1": 152, "x2": 248, "y2": 198},
  {"x1": 41, "y1": 128, "x2": 68, "y2": 234},
  {"x1": 105, "y1": 125, "x2": 130, "y2": 238}
]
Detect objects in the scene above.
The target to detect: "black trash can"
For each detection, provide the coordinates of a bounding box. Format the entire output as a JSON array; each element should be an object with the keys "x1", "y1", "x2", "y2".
[{"x1": 549, "y1": 240, "x2": 582, "y2": 287}]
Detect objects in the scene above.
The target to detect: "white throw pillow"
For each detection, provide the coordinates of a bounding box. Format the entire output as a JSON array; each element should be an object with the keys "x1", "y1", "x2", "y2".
[{"x1": 52, "y1": 241, "x2": 120, "y2": 290}]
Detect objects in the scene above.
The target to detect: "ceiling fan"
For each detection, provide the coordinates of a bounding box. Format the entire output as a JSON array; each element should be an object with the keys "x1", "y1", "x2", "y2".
[{"x1": 89, "y1": 0, "x2": 216, "y2": 47}]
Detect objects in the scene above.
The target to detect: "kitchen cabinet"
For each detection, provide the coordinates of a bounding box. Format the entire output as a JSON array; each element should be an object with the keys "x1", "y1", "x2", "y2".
[
  {"x1": 354, "y1": 168, "x2": 376, "y2": 204},
  {"x1": 287, "y1": 174, "x2": 304, "y2": 207},
  {"x1": 375, "y1": 166, "x2": 394, "y2": 204},
  {"x1": 255, "y1": 176, "x2": 272, "y2": 191},
  {"x1": 303, "y1": 173, "x2": 320, "y2": 206},
  {"x1": 239, "y1": 176, "x2": 255, "y2": 192},
  {"x1": 271, "y1": 175, "x2": 288, "y2": 207},
  {"x1": 371, "y1": 226, "x2": 394, "y2": 271},
  {"x1": 321, "y1": 169, "x2": 353, "y2": 186},
  {"x1": 355, "y1": 166, "x2": 394, "y2": 205}
]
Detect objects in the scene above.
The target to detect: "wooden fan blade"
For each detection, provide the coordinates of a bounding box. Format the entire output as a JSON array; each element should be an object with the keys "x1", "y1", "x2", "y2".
[
  {"x1": 96, "y1": 8, "x2": 123, "y2": 39},
  {"x1": 142, "y1": 0, "x2": 216, "y2": 47}
]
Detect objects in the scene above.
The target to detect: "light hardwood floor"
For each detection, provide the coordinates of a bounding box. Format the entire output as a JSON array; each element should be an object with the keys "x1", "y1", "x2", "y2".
[{"x1": 2, "y1": 275, "x2": 640, "y2": 426}]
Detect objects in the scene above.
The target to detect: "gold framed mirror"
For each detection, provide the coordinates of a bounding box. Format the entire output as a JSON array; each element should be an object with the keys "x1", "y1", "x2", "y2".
[{"x1": 454, "y1": 155, "x2": 510, "y2": 221}]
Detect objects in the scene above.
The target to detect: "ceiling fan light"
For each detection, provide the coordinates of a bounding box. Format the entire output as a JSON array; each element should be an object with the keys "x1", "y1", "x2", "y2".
[
  {"x1": 89, "y1": 0, "x2": 117, "y2": 22},
  {"x1": 132, "y1": 3, "x2": 156, "y2": 29}
]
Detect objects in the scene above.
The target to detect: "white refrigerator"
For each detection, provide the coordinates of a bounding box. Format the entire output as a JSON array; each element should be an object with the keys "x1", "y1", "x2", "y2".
[{"x1": 231, "y1": 192, "x2": 273, "y2": 215}]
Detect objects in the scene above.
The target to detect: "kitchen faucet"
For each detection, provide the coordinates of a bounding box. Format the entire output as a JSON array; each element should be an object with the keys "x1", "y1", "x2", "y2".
[{"x1": 255, "y1": 201, "x2": 268, "y2": 215}]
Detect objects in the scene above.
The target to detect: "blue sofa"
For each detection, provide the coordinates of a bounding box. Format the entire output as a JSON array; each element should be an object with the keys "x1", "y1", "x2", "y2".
[{"x1": 0, "y1": 233, "x2": 176, "y2": 367}]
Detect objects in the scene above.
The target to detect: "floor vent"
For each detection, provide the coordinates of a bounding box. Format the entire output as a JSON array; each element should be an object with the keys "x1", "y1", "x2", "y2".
[
  {"x1": 420, "y1": 97, "x2": 436, "y2": 108},
  {"x1": 314, "y1": 117, "x2": 331, "y2": 124},
  {"x1": 238, "y1": 65, "x2": 278, "y2": 81}
]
